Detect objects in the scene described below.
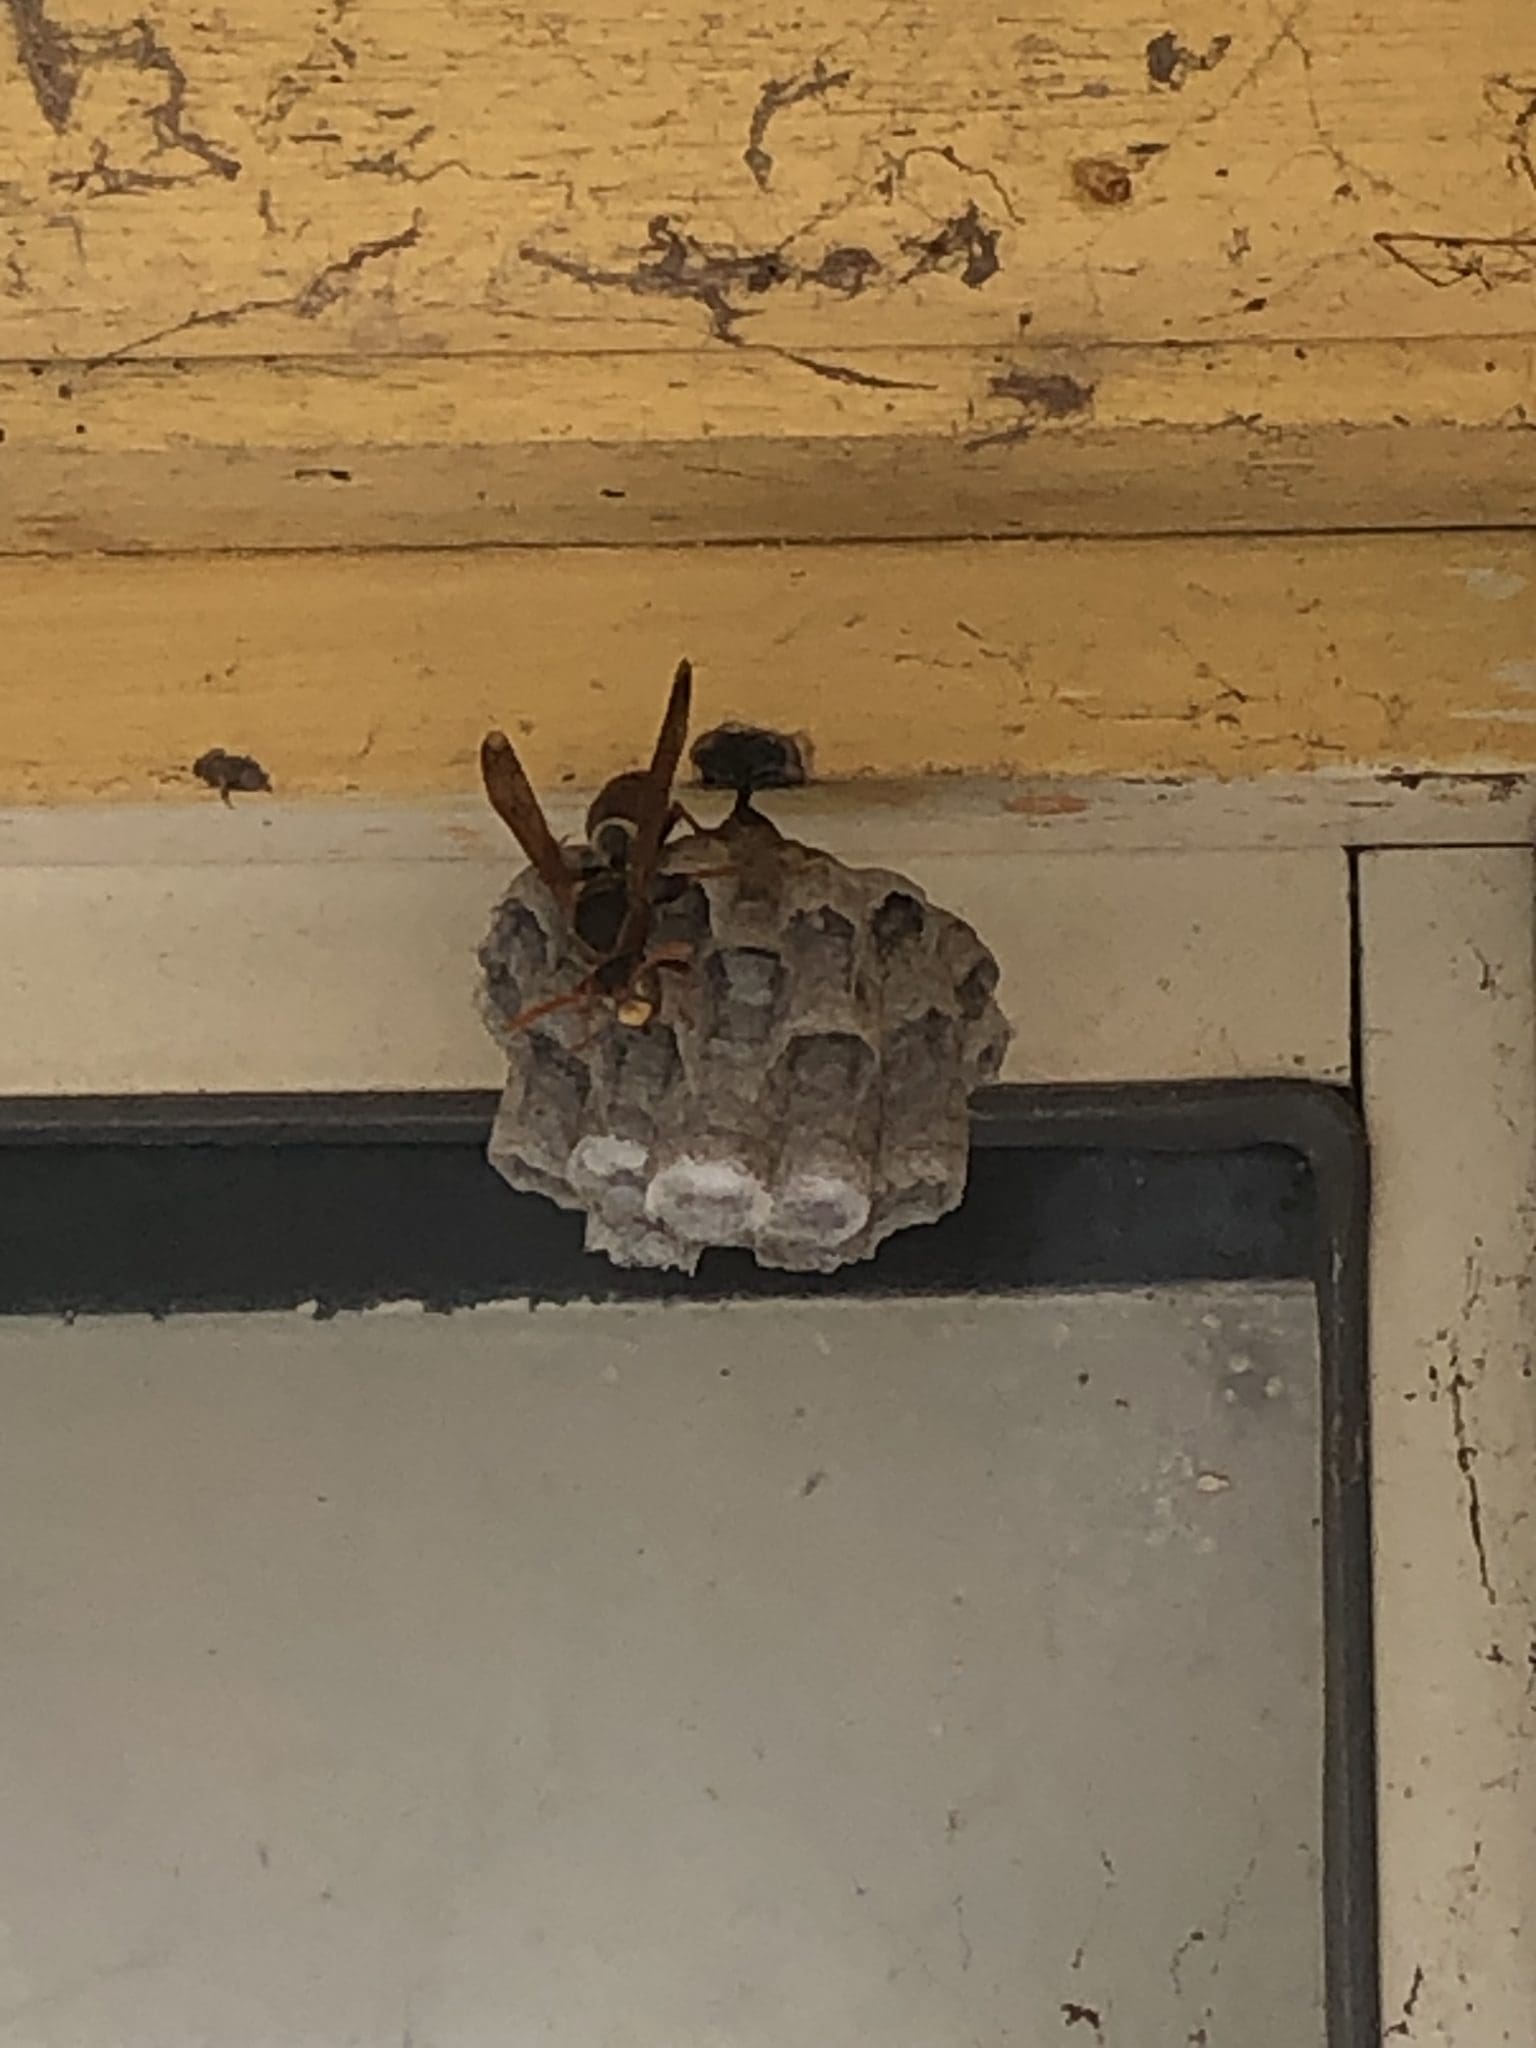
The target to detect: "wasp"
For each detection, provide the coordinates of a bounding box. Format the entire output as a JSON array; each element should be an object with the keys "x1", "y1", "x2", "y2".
[{"x1": 480, "y1": 658, "x2": 696, "y2": 1034}]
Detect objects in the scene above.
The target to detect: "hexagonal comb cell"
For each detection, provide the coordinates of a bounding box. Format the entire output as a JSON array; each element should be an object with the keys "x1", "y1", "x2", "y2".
[{"x1": 478, "y1": 802, "x2": 1011, "y2": 1274}]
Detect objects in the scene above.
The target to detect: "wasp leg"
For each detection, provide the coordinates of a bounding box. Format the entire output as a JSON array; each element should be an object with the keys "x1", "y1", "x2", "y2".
[{"x1": 502, "y1": 980, "x2": 595, "y2": 1035}]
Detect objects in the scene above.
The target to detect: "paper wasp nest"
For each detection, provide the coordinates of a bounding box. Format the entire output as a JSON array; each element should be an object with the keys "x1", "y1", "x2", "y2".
[{"x1": 479, "y1": 807, "x2": 1011, "y2": 1274}]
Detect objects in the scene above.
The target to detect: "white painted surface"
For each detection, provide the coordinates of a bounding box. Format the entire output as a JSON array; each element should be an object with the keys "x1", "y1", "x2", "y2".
[
  {"x1": 0, "y1": 1290, "x2": 1325, "y2": 2048},
  {"x1": 14, "y1": 797, "x2": 1536, "y2": 2040},
  {"x1": 0, "y1": 775, "x2": 1533, "y2": 868},
  {"x1": 0, "y1": 849, "x2": 1348, "y2": 1092},
  {"x1": 1361, "y1": 850, "x2": 1536, "y2": 2045}
]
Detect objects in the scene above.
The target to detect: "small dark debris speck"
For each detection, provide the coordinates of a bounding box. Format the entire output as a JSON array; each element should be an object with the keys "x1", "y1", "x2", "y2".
[
  {"x1": 1145, "y1": 31, "x2": 1181, "y2": 84},
  {"x1": 1146, "y1": 30, "x2": 1232, "y2": 90},
  {"x1": 193, "y1": 748, "x2": 273, "y2": 803},
  {"x1": 691, "y1": 723, "x2": 808, "y2": 792},
  {"x1": 1061, "y1": 2002, "x2": 1104, "y2": 2036},
  {"x1": 800, "y1": 1469, "x2": 826, "y2": 1497}
]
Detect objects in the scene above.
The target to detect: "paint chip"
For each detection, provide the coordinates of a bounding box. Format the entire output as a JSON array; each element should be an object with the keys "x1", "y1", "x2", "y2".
[{"x1": 1458, "y1": 566, "x2": 1527, "y2": 601}]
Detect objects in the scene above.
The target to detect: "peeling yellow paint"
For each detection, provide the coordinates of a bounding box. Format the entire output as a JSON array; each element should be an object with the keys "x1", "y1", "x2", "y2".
[
  {"x1": 1, "y1": 0, "x2": 1530, "y2": 360},
  {"x1": 1, "y1": 0, "x2": 1534, "y2": 791},
  {"x1": 0, "y1": 0, "x2": 1533, "y2": 549},
  {"x1": 1457, "y1": 567, "x2": 1531, "y2": 603}
]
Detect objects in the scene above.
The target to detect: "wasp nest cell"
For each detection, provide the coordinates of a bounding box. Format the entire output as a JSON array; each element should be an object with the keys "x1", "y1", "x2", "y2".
[{"x1": 479, "y1": 805, "x2": 1011, "y2": 1274}]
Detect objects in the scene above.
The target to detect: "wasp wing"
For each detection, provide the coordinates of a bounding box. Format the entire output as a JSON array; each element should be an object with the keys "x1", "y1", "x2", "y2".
[{"x1": 480, "y1": 731, "x2": 572, "y2": 903}]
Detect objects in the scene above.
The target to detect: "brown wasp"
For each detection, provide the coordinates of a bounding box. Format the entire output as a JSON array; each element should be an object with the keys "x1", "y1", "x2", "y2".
[{"x1": 480, "y1": 658, "x2": 697, "y2": 1034}]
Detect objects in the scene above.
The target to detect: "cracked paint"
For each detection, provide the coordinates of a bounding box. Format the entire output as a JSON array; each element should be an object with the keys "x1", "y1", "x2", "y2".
[
  {"x1": 898, "y1": 201, "x2": 1001, "y2": 288},
  {"x1": 1370, "y1": 68, "x2": 1536, "y2": 290},
  {"x1": 743, "y1": 57, "x2": 851, "y2": 190},
  {"x1": 1430, "y1": 1338, "x2": 1497, "y2": 1604},
  {"x1": 114, "y1": 16, "x2": 241, "y2": 180},
  {"x1": 874, "y1": 141, "x2": 1025, "y2": 225},
  {"x1": 1266, "y1": 16, "x2": 1395, "y2": 198},
  {"x1": 1376, "y1": 231, "x2": 1536, "y2": 290},
  {"x1": 778, "y1": 350, "x2": 932, "y2": 389},
  {"x1": 522, "y1": 217, "x2": 802, "y2": 346},
  {"x1": 520, "y1": 209, "x2": 967, "y2": 387},
  {"x1": 90, "y1": 213, "x2": 424, "y2": 364},
  {"x1": 0, "y1": 0, "x2": 1528, "y2": 374},
  {"x1": 1486, "y1": 73, "x2": 1536, "y2": 193},
  {"x1": 5, "y1": 0, "x2": 78, "y2": 130},
  {"x1": 9, "y1": 6, "x2": 238, "y2": 182},
  {"x1": 1369, "y1": 847, "x2": 1536, "y2": 2048},
  {"x1": 1382, "y1": 1961, "x2": 1425, "y2": 2037},
  {"x1": 2, "y1": 3, "x2": 1534, "y2": 555}
]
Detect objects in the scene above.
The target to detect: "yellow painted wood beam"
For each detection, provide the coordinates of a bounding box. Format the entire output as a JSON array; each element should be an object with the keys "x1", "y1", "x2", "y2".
[
  {"x1": 3, "y1": 0, "x2": 1530, "y2": 360},
  {"x1": 2, "y1": 0, "x2": 1533, "y2": 548},
  {"x1": 4, "y1": 340, "x2": 1533, "y2": 553},
  {"x1": 3, "y1": 534, "x2": 1532, "y2": 803}
]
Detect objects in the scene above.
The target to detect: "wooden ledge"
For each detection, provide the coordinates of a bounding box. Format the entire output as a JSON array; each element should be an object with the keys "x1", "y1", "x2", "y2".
[
  {"x1": 2, "y1": 341, "x2": 1533, "y2": 553},
  {"x1": 0, "y1": 532, "x2": 1532, "y2": 804}
]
